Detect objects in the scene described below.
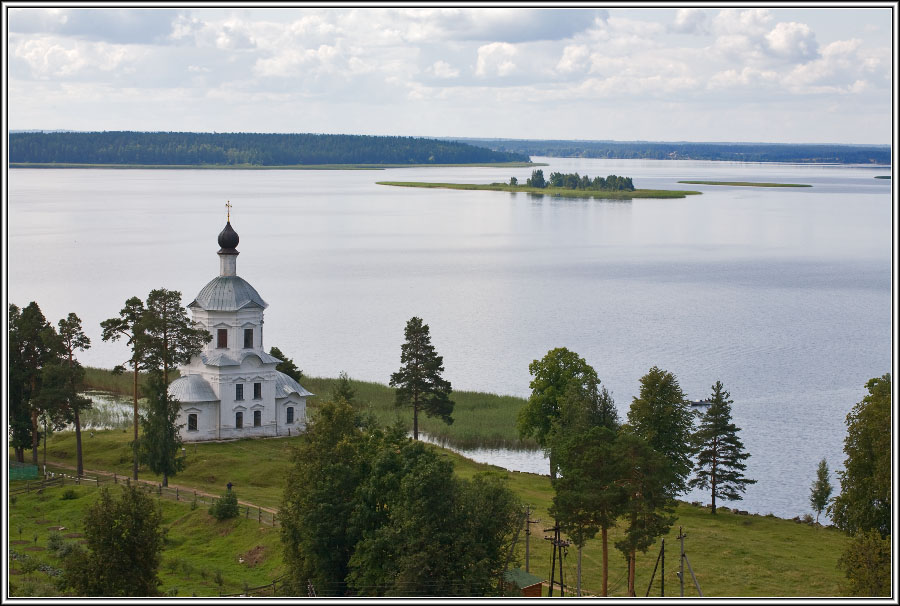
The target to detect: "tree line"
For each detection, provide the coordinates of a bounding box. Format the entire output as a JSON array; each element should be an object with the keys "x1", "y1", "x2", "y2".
[
  {"x1": 9, "y1": 132, "x2": 530, "y2": 166},
  {"x1": 449, "y1": 138, "x2": 892, "y2": 165},
  {"x1": 519, "y1": 169, "x2": 634, "y2": 191}
]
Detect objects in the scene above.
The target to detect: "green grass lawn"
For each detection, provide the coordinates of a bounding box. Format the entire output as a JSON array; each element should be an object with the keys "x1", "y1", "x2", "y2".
[
  {"x1": 677, "y1": 180, "x2": 812, "y2": 187},
  {"x1": 8, "y1": 481, "x2": 284, "y2": 597},
  {"x1": 12, "y1": 429, "x2": 851, "y2": 597},
  {"x1": 377, "y1": 181, "x2": 702, "y2": 199}
]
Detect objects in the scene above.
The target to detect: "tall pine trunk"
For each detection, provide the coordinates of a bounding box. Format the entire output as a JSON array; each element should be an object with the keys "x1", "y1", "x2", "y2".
[
  {"x1": 31, "y1": 410, "x2": 39, "y2": 464},
  {"x1": 628, "y1": 549, "x2": 637, "y2": 596},
  {"x1": 133, "y1": 361, "x2": 139, "y2": 481},
  {"x1": 601, "y1": 526, "x2": 609, "y2": 596},
  {"x1": 16, "y1": 447, "x2": 24, "y2": 463},
  {"x1": 74, "y1": 408, "x2": 84, "y2": 477}
]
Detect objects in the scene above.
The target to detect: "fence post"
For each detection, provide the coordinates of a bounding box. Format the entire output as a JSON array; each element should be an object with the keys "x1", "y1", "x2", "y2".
[
  {"x1": 114, "y1": 473, "x2": 117, "y2": 484},
  {"x1": 176, "y1": 487, "x2": 179, "y2": 501},
  {"x1": 258, "y1": 507, "x2": 261, "y2": 524}
]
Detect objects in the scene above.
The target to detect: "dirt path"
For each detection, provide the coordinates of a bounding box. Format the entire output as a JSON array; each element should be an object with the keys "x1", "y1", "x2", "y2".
[{"x1": 43, "y1": 462, "x2": 278, "y2": 514}]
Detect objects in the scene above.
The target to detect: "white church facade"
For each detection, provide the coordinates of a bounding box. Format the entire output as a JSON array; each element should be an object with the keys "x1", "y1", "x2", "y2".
[{"x1": 170, "y1": 213, "x2": 312, "y2": 442}]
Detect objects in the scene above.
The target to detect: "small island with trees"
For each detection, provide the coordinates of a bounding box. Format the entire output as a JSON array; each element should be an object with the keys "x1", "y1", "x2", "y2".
[{"x1": 379, "y1": 169, "x2": 702, "y2": 199}]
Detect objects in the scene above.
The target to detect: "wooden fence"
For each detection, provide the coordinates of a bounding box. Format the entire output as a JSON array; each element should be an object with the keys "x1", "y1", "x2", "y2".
[{"x1": 21, "y1": 468, "x2": 279, "y2": 527}]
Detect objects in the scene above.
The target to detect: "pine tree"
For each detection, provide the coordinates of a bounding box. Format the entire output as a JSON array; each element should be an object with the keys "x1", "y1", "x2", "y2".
[
  {"x1": 331, "y1": 370, "x2": 357, "y2": 405},
  {"x1": 688, "y1": 381, "x2": 755, "y2": 514},
  {"x1": 57, "y1": 313, "x2": 92, "y2": 477},
  {"x1": 389, "y1": 317, "x2": 454, "y2": 440},
  {"x1": 627, "y1": 366, "x2": 694, "y2": 495},
  {"x1": 137, "y1": 289, "x2": 210, "y2": 486},
  {"x1": 101, "y1": 296, "x2": 148, "y2": 480},
  {"x1": 809, "y1": 458, "x2": 832, "y2": 524}
]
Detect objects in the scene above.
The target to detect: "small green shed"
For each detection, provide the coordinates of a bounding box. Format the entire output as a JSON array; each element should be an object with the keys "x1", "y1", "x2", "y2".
[{"x1": 503, "y1": 568, "x2": 544, "y2": 597}]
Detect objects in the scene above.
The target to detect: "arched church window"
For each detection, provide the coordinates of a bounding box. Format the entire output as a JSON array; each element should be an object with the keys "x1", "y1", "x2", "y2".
[
  {"x1": 235, "y1": 411, "x2": 243, "y2": 429},
  {"x1": 217, "y1": 329, "x2": 228, "y2": 348},
  {"x1": 286, "y1": 407, "x2": 294, "y2": 425},
  {"x1": 253, "y1": 410, "x2": 262, "y2": 427},
  {"x1": 244, "y1": 328, "x2": 253, "y2": 349},
  {"x1": 188, "y1": 414, "x2": 198, "y2": 432},
  {"x1": 253, "y1": 382, "x2": 262, "y2": 400}
]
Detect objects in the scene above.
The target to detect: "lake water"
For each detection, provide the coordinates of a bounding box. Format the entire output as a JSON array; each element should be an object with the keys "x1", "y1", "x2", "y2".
[{"x1": 7, "y1": 158, "x2": 893, "y2": 520}]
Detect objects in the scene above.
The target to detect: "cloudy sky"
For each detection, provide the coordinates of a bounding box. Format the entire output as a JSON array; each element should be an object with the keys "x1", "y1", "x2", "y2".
[{"x1": 5, "y1": 5, "x2": 895, "y2": 144}]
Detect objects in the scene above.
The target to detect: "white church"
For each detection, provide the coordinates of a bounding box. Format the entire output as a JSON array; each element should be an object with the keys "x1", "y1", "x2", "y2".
[{"x1": 169, "y1": 211, "x2": 312, "y2": 442}]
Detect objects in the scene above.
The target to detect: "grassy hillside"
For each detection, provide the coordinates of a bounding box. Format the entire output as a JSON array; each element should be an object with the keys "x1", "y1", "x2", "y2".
[{"x1": 10, "y1": 428, "x2": 850, "y2": 597}]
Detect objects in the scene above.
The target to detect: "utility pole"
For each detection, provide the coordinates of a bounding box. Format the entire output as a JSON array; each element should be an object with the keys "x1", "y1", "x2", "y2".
[
  {"x1": 661, "y1": 537, "x2": 665, "y2": 597},
  {"x1": 678, "y1": 526, "x2": 686, "y2": 597},
  {"x1": 544, "y1": 522, "x2": 570, "y2": 597},
  {"x1": 524, "y1": 507, "x2": 540, "y2": 573}
]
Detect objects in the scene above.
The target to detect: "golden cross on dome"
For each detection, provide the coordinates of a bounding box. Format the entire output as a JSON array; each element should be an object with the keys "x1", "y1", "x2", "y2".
[{"x1": 226, "y1": 200, "x2": 232, "y2": 222}]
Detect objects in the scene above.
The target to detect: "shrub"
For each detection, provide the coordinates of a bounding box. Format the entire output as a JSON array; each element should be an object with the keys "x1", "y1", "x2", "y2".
[
  {"x1": 837, "y1": 529, "x2": 890, "y2": 596},
  {"x1": 208, "y1": 490, "x2": 239, "y2": 521},
  {"x1": 61, "y1": 489, "x2": 78, "y2": 500},
  {"x1": 214, "y1": 570, "x2": 224, "y2": 587},
  {"x1": 801, "y1": 513, "x2": 814, "y2": 525},
  {"x1": 55, "y1": 542, "x2": 83, "y2": 560},
  {"x1": 47, "y1": 531, "x2": 64, "y2": 552}
]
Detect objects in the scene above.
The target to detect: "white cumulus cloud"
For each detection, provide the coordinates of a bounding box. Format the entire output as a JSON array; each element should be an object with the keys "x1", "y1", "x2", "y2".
[
  {"x1": 475, "y1": 42, "x2": 517, "y2": 77},
  {"x1": 429, "y1": 60, "x2": 459, "y2": 78}
]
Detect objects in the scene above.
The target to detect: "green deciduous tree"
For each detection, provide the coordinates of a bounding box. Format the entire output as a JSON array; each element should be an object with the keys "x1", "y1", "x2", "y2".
[
  {"x1": 7, "y1": 304, "x2": 34, "y2": 463},
  {"x1": 627, "y1": 366, "x2": 694, "y2": 495},
  {"x1": 280, "y1": 398, "x2": 520, "y2": 597},
  {"x1": 526, "y1": 169, "x2": 546, "y2": 188},
  {"x1": 101, "y1": 296, "x2": 148, "y2": 481},
  {"x1": 347, "y1": 436, "x2": 520, "y2": 596},
  {"x1": 829, "y1": 373, "x2": 891, "y2": 538},
  {"x1": 517, "y1": 347, "x2": 601, "y2": 478},
  {"x1": 836, "y1": 529, "x2": 891, "y2": 596},
  {"x1": 269, "y1": 346, "x2": 302, "y2": 382},
  {"x1": 809, "y1": 458, "x2": 832, "y2": 525},
  {"x1": 59, "y1": 484, "x2": 165, "y2": 596},
  {"x1": 389, "y1": 317, "x2": 454, "y2": 440},
  {"x1": 281, "y1": 398, "x2": 368, "y2": 594},
  {"x1": 688, "y1": 381, "x2": 755, "y2": 514},
  {"x1": 8, "y1": 302, "x2": 62, "y2": 463}
]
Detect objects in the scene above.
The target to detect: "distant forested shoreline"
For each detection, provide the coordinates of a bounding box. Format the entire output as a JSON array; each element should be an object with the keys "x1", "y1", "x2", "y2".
[
  {"x1": 8, "y1": 131, "x2": 530, "y2": 166},
  {"x1": 446, "y1": 138, "x2": 891, "y2": 165}
]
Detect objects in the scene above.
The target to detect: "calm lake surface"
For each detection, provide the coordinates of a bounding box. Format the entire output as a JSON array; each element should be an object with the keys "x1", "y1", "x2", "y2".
[{"x1": 8, "y1": 158, "x2": 893, "y2": 520}]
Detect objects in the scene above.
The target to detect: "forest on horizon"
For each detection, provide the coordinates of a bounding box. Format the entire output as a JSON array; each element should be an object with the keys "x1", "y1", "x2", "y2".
[{"x1": 8, "y1": 131, "x2": 530, "y2": 166}]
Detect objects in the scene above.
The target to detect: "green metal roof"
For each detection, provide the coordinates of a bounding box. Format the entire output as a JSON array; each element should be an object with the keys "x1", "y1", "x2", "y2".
[{"x1": 503, "y1": 568, "x2": 544, "y2": 589}]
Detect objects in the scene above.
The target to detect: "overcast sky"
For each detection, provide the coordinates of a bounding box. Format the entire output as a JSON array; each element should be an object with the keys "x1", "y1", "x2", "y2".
[{"x1": 5, "y1": 5, "x2": 895, "y2": 144}]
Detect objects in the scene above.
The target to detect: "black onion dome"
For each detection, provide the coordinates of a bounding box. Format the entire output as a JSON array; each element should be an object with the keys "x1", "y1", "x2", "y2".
[{"x1": 218, "y1": 221, "x2": 239, "y2": 252}]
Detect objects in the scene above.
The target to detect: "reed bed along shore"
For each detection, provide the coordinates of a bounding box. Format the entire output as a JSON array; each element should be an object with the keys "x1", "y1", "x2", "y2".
[{"x1": 81, "y1": 368, "x2": 537, "y2": 451}]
